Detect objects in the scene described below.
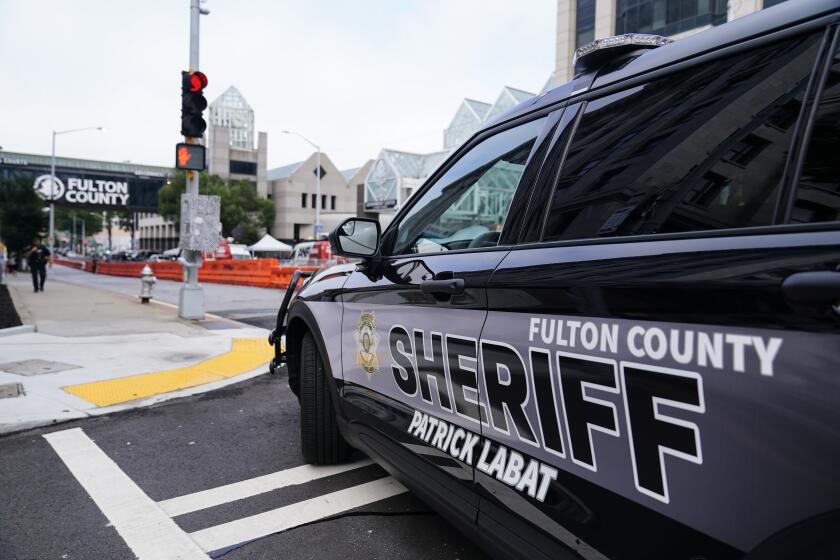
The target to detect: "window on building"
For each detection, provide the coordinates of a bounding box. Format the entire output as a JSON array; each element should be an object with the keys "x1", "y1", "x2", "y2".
[
  {"x1": 321, "y1": 194, "x2": 327, "y2": 209},
  {"x1": 614, "y1": 0, "x2": 728, "y2": 37},
  {"x1": 391, "y1": 116, "x2": 548, "y2": 255},
  {"x1": 311, "y1": 194, "x2": 316, "y2": 208},
  {"x1": 229, "y1": 160, "x2": 257, "y2": 175},
  {"x1": 542, "y1": 33, "x2": 821, "y2": 241},
  {"x1": 723, "y1": 134, "x2": 772, "y2": 166},
  {"x1": 576, "y1": 0, "x2": 596, "y2": 48},
  {"x1": 331, "y1": 195, "x2": 336, "y2": 210},
  {"x1": 791, "y1": 44, "x2": 840, "y2": 224},
  {"x1": 301, "y1": 193, "x2": 307, "y2": 208}
]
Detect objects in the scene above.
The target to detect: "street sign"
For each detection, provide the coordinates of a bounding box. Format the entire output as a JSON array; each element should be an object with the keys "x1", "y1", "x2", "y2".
[
  {"x1": 314, "y1": 223, "x2": 323, "y2": 233},
  {"x1": 179, "y1": 193, "x2": 221, "y2": 251},
  {"x1": 364, "y1": 199, "x2": 397, "y2": 211},
  {"x1": 175, "y1": 143, "x2": 206, "y2": 171}
]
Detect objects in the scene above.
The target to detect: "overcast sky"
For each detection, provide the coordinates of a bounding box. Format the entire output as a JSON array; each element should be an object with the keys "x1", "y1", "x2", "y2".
[{"x1": 0, "y1": 0, "x2": 556, "y2": 172}]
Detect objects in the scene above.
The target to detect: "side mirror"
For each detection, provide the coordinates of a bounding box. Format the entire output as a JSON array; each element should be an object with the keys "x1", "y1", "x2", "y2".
[{"x1": 329, "y1": 218, "x2": 381, "y2": 258}]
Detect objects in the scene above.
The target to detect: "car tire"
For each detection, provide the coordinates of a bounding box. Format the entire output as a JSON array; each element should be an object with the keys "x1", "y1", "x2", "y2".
[{"x1": 300, "y1": 331, "x2": 352, "y2": 465}]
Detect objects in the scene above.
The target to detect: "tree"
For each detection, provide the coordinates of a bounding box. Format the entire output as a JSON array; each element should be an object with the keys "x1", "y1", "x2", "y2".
[
  {"x1": 0, "y1": 175, "x2": 46, "y2": 253},
  {"x1": 158, "y1": 171, "x2": 274, "y2": 245}
]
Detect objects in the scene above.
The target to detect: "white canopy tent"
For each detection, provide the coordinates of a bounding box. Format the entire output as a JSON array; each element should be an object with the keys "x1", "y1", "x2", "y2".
[{"x1": 248, "y1": 234, "x2": 293, "y2": 253}]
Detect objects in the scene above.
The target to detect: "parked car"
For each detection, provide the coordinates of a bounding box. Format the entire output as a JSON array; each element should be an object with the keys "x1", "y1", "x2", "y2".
[{"x1": 270, "y1": 2, "x2": 840, "y2": 559}]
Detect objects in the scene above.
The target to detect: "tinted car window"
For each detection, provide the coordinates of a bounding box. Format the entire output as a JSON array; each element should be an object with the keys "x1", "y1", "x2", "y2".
[
  {"x1": 542, "y1": 33, "x2": 821, "y2": 242},
  {"x1": 791, "y1": 44, "x2": 840, "y2": 224},
  {"x1": 391, "y1": 117, "x2": 547, "y2": 255}
]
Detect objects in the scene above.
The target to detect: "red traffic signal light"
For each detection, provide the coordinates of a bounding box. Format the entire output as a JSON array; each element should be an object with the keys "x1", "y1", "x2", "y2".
[
  {"x1": 181, "y1": 71, "x2": 208, "y2": 138},
  {"x1": 188, "y1": 71, "x2": 208, "y2": 92}
]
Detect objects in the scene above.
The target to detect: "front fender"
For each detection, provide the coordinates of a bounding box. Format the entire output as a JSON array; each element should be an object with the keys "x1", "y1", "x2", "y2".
[{"x1": 286, "y1": 301, "x2": 347, "y2": 422}]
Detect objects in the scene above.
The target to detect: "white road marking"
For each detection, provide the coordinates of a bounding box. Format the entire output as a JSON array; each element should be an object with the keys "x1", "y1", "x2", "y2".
[
  {"x1": 43, "y1": 428, "x2": 208, "y2": 560},
  {"x1": 158, "y1": 459, "x2": 374, "y2": 517},
  {"x1": 189, "y1": 477, "x2": 408, "y2": 554}
]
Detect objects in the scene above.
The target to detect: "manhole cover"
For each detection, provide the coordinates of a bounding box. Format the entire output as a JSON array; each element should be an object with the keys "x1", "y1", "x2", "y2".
[
  {"x1": 0, "y1": 383, "x2": 24, "y2": 399},
  {"x1": 0, "y1": 359, "x2": 81, "y2": 376}
]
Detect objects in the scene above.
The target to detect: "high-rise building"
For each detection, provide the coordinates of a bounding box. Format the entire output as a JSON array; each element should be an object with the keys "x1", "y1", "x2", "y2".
[
  {"x1": 206, "y1": 86, "x2": 269, "y2": 199},
  {"x1": 208, "y1": 86, "x2": 255, "y2": 149},
  {"x1": 555, "y1": 0, "x2": 790, "y2": 82}
]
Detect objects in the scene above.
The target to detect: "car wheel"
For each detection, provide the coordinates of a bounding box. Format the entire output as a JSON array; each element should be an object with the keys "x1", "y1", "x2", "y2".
[{"x1": 300, "y1": 330, "x2": 352, "y2": 464}]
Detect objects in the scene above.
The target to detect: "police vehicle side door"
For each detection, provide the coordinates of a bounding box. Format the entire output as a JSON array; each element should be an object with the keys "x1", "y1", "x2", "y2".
[
  {"x1": 476, "y1": 25, "x2": 840, "y2": 560},
  {"x1": 338, "y1": 112, "x2": 558, "y2": 537}
]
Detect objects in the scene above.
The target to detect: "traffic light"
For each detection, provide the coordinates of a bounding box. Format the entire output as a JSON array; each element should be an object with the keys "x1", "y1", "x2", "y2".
[
  {"x1": 175, "y1": 143, "x2": 206, "y2": 171},
  {"x1": 181, "y1": 70, "x2": 208, "y2": 138}
]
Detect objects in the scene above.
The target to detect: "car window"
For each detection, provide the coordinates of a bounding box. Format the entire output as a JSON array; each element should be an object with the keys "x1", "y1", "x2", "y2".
[
  {"x1": 541, "y1": 32, "x2": 822, "y2": 242},
  {"x1": 390, "y1": 117, "x2": 547, "y2": 255},
  {"x1": 790, "y1": 43, "x2": 840, "y2": 224}
]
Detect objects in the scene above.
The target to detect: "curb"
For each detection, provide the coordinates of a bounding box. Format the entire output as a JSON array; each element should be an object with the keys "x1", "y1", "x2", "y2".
[
  {"x1": 5, "y1": 282, "x2": 34, "y2": 326},
  {"x1": 0, "y1": 366, "x2": 273, "y2": 437},
  {"x1": 0, "y1": 324, "x2": 36, "y2": 338}
]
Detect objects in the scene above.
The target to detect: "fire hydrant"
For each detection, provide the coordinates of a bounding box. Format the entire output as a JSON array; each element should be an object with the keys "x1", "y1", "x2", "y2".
[{"x1": 139, "y1": 264, "x2": 157, "y2": 304}]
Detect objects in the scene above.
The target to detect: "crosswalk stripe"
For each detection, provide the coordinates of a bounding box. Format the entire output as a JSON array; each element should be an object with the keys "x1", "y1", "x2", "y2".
[
  {"x1": 158, "y1": 459, "x2": 374, "y2": 517},
  {"x1": 189, "y1": 477, "x2": 408, "y2": 554},
  {"x1": 44, "y1": 428, "x2": 208, "y2": 560}
]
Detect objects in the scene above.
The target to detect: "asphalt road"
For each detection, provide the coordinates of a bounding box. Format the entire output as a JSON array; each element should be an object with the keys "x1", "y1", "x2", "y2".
[{"x1": 0, "y1": 369, "x2": 490, "y2": 560}]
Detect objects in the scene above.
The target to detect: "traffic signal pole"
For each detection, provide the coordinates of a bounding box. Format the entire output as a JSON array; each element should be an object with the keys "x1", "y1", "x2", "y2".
[{"x1": 178, "y1": 0, "x2": 206, "y2": 320}]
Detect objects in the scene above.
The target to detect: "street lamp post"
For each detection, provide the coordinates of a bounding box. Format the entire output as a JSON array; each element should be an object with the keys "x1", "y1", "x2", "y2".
[
  {"x1": 282, "y1": 130, "x2": 321, "y2": 238},
  {"x1": 50, "y1": 126, "x2": 104, "y2": 254}
]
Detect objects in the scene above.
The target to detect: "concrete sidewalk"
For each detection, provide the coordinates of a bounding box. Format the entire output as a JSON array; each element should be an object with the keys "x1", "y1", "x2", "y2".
[
  {"x1": 52, "y1": 263, "x2": 286, "y2": 329},
  {"x1": 0, "y1": 267, "x2": 275, "y2": 434}
]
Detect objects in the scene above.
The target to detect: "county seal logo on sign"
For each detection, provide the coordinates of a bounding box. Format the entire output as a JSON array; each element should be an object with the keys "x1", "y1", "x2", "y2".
[
  {"x1": 33, "y1": 175, "x2": 65, "y2": 201},
  {"x1": 355, "y1": 311, "x2": 379, "y2": 376}
]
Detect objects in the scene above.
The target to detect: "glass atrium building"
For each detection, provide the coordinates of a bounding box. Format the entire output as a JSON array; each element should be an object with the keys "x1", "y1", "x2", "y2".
[
  {"x1": 207, "y1": 86, "x2": 255, "y2": 150},
  {"x1": 364, "y1": 86, "x2": 541, "y2": 213}
]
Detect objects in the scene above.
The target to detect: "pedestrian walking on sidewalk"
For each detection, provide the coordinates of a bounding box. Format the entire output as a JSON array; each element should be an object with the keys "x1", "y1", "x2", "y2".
[{"x1": 23, "y1": 237, "x2": 51, "y2": 292}]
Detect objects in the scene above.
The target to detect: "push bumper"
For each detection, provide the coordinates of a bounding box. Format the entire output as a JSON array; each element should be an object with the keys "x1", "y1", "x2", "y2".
[{"x1": 267, "y1": 270, "x2": 314, "y2": 374}]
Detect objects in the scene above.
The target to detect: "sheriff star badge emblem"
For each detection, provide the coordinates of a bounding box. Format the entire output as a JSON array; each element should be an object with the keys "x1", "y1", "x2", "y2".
[{"x1": 355, "y1": 311, "x2": 379, "y2": 377}]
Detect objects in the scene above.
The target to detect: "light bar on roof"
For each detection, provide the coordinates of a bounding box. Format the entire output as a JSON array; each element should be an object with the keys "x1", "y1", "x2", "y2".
[{"x1": 574, "y1": 33, "x2": 673, "y2": 72}]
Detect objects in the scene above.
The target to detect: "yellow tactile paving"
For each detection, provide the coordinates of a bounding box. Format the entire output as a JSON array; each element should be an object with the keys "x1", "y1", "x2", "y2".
[{"x1": 64, "y1": 338, "x2": 275, "y2": 406}]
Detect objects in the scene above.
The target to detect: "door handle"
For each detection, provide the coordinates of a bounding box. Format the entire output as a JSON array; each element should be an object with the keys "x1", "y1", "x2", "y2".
[
  {"x1": 782, "y1": 271, "x2": 840, "y2": 305},
  {"x1": 421, "y1": 278, "x2": 465, "y2": 295}
]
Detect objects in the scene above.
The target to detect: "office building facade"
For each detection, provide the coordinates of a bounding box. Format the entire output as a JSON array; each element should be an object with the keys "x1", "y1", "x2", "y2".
[
  {"x1": 207, "y1": 86, "x2": 269, "y2": 199},
  {"x1": 268, "y1": 152, "x2": 357, "y2": 241},
  {"x1": 556, "y1": 0, "x2": 791, "y2": 82}
]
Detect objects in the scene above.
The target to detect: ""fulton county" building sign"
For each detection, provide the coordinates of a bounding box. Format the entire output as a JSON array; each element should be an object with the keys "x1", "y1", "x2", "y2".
[
  {"x1": 33, "y1": 174, "x2": 130, "y2": 206},
  {"x1": 0, "y1": 152, "x2": 169, "y2": 211}
]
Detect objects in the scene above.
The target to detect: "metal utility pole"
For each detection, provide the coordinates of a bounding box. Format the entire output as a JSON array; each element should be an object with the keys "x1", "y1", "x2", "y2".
[
  {"x1": 49, "y1": 133, "x2": 56, "y2": 253},
  {"x1": 178, "y1": 0, "x2": 209, "y2": 320},
  {"x1": 49, "y1": 127, "x2": 103, "y2": 255},
  {"x1": 316, "y1": 149, "x2": 321, "y2": 236}
]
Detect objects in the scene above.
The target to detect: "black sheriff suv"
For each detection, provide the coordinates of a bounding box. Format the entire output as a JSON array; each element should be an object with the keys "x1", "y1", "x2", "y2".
[{"x1": 269, "y1": 1, "x2": 840, "y2": 558}]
